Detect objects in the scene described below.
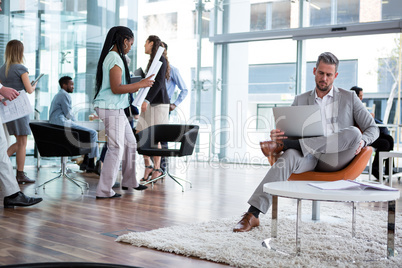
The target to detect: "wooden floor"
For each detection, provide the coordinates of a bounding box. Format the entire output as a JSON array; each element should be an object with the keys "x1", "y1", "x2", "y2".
[{"x1": 0, "y1": 158, "x2": 401, "y2": 267}]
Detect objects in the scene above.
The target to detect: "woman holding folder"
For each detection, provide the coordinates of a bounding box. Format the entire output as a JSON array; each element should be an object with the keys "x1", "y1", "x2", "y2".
[
  {"x1": 136, "y1": 35, "x2": 170, "y2": 182},
  {"x1": 93, "y1": 26, "x2": 154, "y2": 198}
]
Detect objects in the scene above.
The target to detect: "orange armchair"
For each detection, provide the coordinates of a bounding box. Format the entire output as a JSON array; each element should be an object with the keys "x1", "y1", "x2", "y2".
[
  {"x1": 265, "y1": 146, "x2": 373, "y2": 220},
  {"x1": 289, "y1": 146, "x2": 372, "y2": 181},
  {"x1": 266, "y1": 146, "x2": 373, "y2": 181}
]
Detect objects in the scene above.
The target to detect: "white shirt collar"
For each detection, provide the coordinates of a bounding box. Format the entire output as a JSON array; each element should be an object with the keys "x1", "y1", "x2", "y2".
[{"x1": 315, "y1": 86, "x2": 334, "y2": 100}]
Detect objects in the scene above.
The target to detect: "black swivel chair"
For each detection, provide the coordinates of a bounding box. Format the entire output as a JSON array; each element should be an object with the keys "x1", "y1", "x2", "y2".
[
  {"x1": 136, "y1": 124, "x2": 199, "y2": 192},
  {"x1": 30, "y1": 122, "x2": 92, "y2": 194}
]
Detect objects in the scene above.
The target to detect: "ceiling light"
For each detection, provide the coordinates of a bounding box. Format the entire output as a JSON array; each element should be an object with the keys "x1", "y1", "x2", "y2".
[{"x1": 309, "y1": 3, "x2": 321, "y2": 10}]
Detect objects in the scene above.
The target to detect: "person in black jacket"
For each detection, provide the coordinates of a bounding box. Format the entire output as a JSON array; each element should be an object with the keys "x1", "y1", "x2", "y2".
[
  {"x1": 350, "y1": 86, "x2": 395, "y2": 179},
  {"x1": 136, "y1": 35, "x2": 170, "y2": 182}
]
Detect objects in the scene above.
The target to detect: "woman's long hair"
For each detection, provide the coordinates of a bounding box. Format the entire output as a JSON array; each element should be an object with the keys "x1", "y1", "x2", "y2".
[
  {"x1": 94, "y1": 26, "x2": 133, "y2": 99},
  {"x1": 146, "y1": 35, "x2": 170, "y2": 80},
  {"x1": 4, "y1": 40, "x2": 24, "y2": 77}
]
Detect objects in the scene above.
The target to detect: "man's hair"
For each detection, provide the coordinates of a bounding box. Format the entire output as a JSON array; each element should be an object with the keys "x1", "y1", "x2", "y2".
[
  {"x1": 316, "y1": 52, "x2": 339, "y2": 72},
  {"x1": 350, "y1": 86, "x2": 363, "y2": 96},
  {"x1": 59, "y1": 76, "x2": 72, "y2": 88}
]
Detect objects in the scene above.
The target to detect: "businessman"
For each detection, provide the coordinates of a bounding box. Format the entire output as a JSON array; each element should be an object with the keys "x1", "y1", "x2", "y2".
[{"x1": 233, "y1": 52, "x2": 379, "y2": 232}]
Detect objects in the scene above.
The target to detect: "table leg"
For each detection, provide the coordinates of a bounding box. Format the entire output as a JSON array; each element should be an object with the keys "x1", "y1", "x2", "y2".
[
  {"x1": 352, "y1": 202, "x2": 356, "y2": 238},
  {"x1": 389, "y1": 157, "x2": 393, "y2": 187},
  {"x1": 296, "y1": 199, "x2": 302, "y2": 255},
  {"x1": 387, "y1": 200, "x2": 396, "y2": 258},
  {"x1": 312, "y1": 200, "x2": 320, "y2": 221},
  {"x1": 379, "y1": 152, "x2": 384, "y2": 184},
  {"x1": 271, "y1": 195, "x2": 278, "y2": 238}
]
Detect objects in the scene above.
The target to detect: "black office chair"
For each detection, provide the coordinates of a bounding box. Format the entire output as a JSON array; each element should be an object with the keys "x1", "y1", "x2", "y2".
[
  {"x1": 30, "y1": 122, "x2": 92, "y2": 194},
  {"x1": 136, "y1": 124, "x2": 199, "y2": 192}
]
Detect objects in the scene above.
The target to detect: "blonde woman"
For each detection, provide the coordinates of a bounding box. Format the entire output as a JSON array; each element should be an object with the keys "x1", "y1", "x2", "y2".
[{"x1": 0, "y1": 40, "x2": 37, "y2": 184}]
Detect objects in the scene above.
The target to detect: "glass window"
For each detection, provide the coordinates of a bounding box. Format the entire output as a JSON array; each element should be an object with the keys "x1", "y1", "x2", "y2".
[
  {"x1": 337, "y1": 0, "x2": 359, "y2": 24},
  {"x1": 223, "y1": 0, "x2": 297, "y2": 34},
  {"x1": 249, "y1": 63, "x2": 296, "y2": 94},
  {"x1": 308, "y1": 0, "x2": 402, "y2": 26},
  {"x1": 248, "y1": 39, "x2": 297, "y2": 102},
  {"x1": 144, "y1": 12, "x2": 178, "y2": 39},
  {"x1": 191, "y1": 67, "x2": 214, "y2": 122},
  {"x1": 308, "y1": 0, "x2": 333, "y2": 26},
  {"x1": 193, "y1": 10, "x2": 210, "y2": 38},
  {"x1": 382, "y1": 0, "x2": 402, "y2": 20},
  {"x1": 377, "y1": 57, "x2": 398, "y2": 94},
  {"x1": 250, "y1": 1, "x2": 291, "y2": 31},
  {"x1": 250, "y1": 3, "x2": 267, "y2": 31},
  {"x1": 65, "y1": 0, "x2": 87, "y2": 12}
]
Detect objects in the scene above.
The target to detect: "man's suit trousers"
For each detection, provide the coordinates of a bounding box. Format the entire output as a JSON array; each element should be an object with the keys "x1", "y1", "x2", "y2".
[
  {"x1": 0, "y1": 118, "x2": 20, "y2": 197},
  {"x1": 248, "y1": 126, "x2": 362, "y2": 214}
]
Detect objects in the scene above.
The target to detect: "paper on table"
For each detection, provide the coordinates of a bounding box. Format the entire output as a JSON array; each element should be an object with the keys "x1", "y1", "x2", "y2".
[
  {"x1": 308, "y1": 180, "x2": 398, "y2": 191},
  {"x1": 132, "y1": 46, "x2": 165, "y2": 107},
  {"x1": 0, "y1": 91, "x2": 33, "y2": 123}
]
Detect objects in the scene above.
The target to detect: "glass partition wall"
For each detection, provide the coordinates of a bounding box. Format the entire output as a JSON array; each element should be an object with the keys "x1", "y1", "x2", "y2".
[
  {"x1": 0, "y1": 0, "x2": 401, "y2": 165},
  {"x1": 1, "y1": 0, "x2": 138, "y2": 161}
]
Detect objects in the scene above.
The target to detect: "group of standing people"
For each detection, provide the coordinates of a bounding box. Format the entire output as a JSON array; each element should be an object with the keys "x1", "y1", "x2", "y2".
[
  {"x1": 93, "y1": 27, "x2": 188, "y2": 198},
  {"x1": 0, "y1": 23, "x2": 188, "y2": 203}
]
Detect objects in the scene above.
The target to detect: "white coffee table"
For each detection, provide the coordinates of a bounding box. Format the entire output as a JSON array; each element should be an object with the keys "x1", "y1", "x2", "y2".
[{"x1": 263, "y1": 181, "x2": 400, "y2": 258}]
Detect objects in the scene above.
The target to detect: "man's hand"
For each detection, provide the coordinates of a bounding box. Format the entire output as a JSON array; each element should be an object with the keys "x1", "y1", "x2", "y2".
[
  {"x1": 0, "y1": 86, "x2": 19, "y2": 101},
  {"x1": 141, "y1": 101, "x2": 148, "y2": 113},
  {"x1": 169, "y1": 103, "x2": 176, "y2": 111},
  {"x1": 355, "y1": 140, "x2": 365, "y2": 155},
  {"x1": 270, "y1": 129, "x2": 287, "y2": 141}
]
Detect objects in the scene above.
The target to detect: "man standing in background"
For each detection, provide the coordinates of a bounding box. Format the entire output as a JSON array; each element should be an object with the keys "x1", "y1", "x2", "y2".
[
  {"x1": 161, "y1": 42, "x2": 188, "y2": 112},
  {"x1": 160, "y1": 42, "x2": 189, "y2": 172}
]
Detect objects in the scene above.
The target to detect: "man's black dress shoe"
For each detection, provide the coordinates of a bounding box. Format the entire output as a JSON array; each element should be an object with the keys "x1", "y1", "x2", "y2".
[
  {"x1": 4, "y1": 191, "x2": 43, "y2": 208},
  {"x1": 96, "y1": 193, "x2": 122, "y2": 199}
]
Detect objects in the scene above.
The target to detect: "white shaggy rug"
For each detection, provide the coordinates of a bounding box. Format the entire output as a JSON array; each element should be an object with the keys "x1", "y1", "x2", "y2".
[{"x1": 116, "y1": 202, "x2": 402, "y2": 267}]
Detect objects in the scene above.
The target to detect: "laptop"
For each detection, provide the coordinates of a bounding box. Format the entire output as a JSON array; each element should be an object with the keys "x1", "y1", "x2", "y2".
[{"x1": 272, "y1": 105, "x2": 324, "y2": 138}]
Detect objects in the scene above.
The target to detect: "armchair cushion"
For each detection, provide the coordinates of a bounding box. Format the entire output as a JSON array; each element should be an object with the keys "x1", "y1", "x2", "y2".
[
  {"x1": 30, "y1": 122, "x2": 92, "y2": 157},
  {"x1": 136, "y1": 124, "x2": 199, "y2": 157},
  {"x1": 289, "y1": 146, "x2": 372, "y2": 181},
  {"x1": 265, "y1": 146, "x2": 373, "y2": 181}
]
